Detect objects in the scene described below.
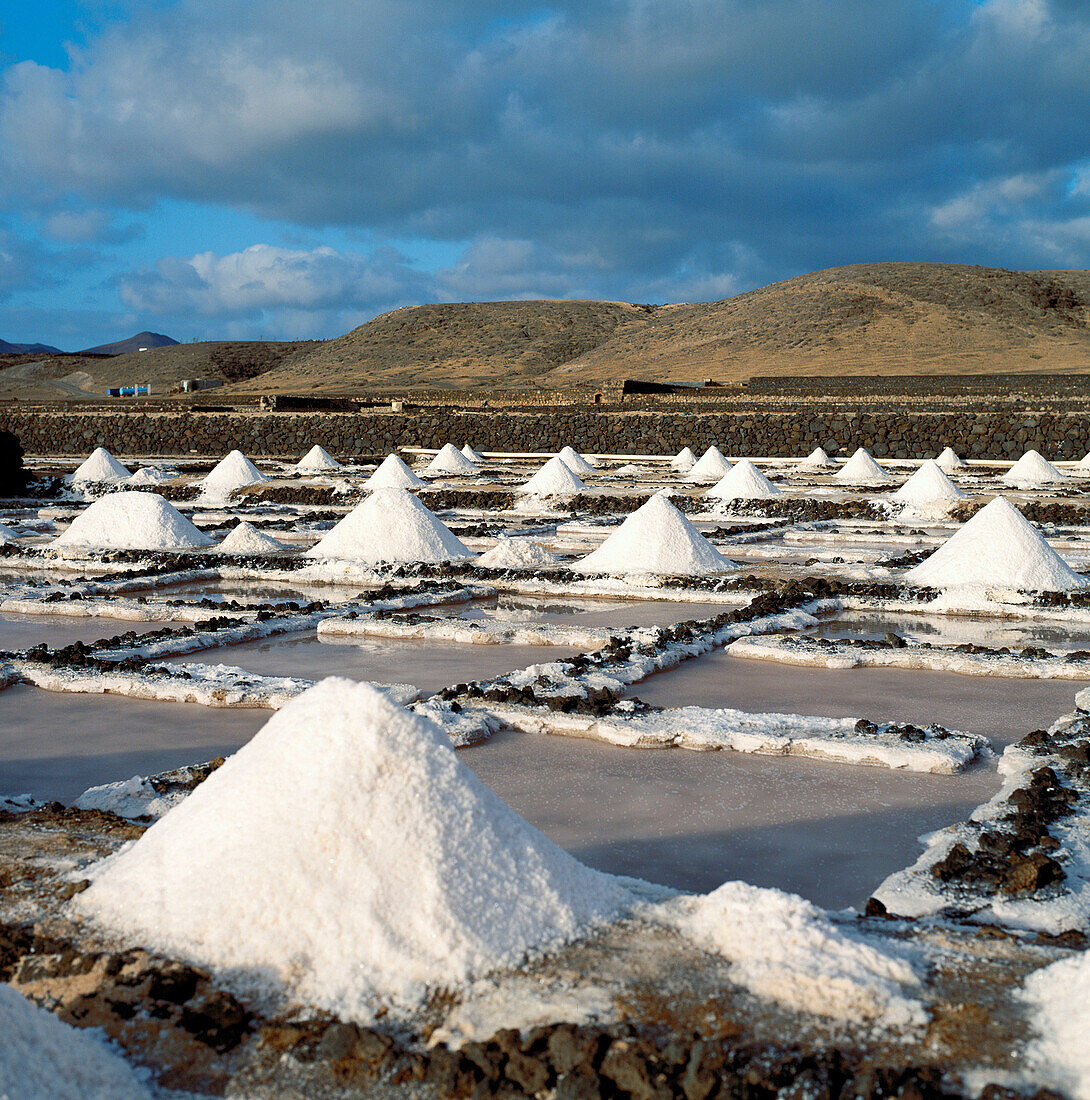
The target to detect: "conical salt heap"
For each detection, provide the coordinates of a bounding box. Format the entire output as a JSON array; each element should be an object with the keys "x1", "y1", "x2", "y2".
[
  {"x1": 835, "y1": 448, "x2": 891, "y2": 485},
  {"x1": 296, "y1": 445, "x2": 342, "y2": 473},
  {"x1": 200, "y1": 450, "x2": 268, "y2": 497},
  {"x1": 935, "y1": 447, "x2": 967, "y2": 471},
  {"x1": 0, "y1": 522, "x2": 19, "y2": 544},
  {"x1": 477, "y1": 537, "x2": 557, "y2": 569},
  {"x1": 306, "y1": 488, "x2": 472, "y2": 563},
  {"x1": 364, "y1": 454, "x2": 425, "y2": 490},
  {"x1": 218, "y1": 521, "x2": 287, "y2": 554},
  {"x1": 799, "y1": 446, "x2": 836, "y2": 469},
  {"x1": 53, "y1": 492, "x2": 214, "y2": 551},
  {"x1": 1002, "y1": 450, "x2": 1066, "y2": 488},
  {"x1": 892, "y1": 460, "x2": 966, "y2": 506},
  {"x1": 461, "y1": 444, "x2": 485, "y2": 464},
  {"x1": 76, "y1": 679, "x2": 634, "y2": 1021},
  {"x1": 686, "y1": 446, "x2": 733, "y2": 483},
  {"x1": 520, "y1": 456, "x2": 587, "y2": 496},
  {"x1": 905, "y1": 496, "x2": 1086, "y2": 591},
  {"x1": 72, "y1": 447, "x2": 131, "y2": 483},
  {"x1": 557, "y1": 446, "x2": 598, "y2": 474},
  {"x1": 1078, "y1": 452, "x2": 1090, "y2": 473},
  {"x1": 670, "y1": 447, "x2": 697, "y2": 472},
  {"x1": 706, "y1": 459, "x2": 781, "y2": 500},
  {"x1": 574, "y1": 494, "x2": 735, "y2": 576},
  {"x1": 126, "y1": 466, "x2": 172, "y2": 486},
  {"x1": 424, "y1": 443, "x2": 480, "y2": 477}
]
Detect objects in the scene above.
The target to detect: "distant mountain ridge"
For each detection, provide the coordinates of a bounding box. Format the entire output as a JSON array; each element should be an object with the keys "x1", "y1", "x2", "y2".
[
  {"x1": 0, "y1": 338, "x2": 63, "y2": 354},
  {"x1": 77, "y1": 331, "x2": 179, "y2": 355}
]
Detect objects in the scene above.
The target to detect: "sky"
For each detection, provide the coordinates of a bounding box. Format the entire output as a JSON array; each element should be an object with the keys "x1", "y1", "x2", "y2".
[{"x1": 1, "y1": 0, "x2": 1088, "y2": 350}]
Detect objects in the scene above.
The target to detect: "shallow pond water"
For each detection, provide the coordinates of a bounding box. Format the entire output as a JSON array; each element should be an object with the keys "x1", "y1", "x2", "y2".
[{"x1": 0, "y1": 613, "x2": 187, "y2": 652}]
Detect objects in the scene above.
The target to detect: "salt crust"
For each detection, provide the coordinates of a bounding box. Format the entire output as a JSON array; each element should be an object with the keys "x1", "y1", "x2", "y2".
[
  {"x1": 556, "y1": 446, "x2": 598, "y2": 474},
  {"x1": 217, "y1": 521, "x2": 287, "y2": 554},
  {"x1": 71, "y1": 447, "x2": 131, "y2": 483},
  {"x1": 199, "y1": 450, "x2": 268, "y2": 498},
  {"x1": 52, "y1": 492, "x2": 214, "y2": 551},
  {"x1": 425, "y1": 442, "x2": 480, "y2": 476},
  {"x1": 905, "y1": 496, "x2": 1086, "y2": 591},
  {"x1": 76, "y1": 679, "x2": 638, "y2": 1021},
  {"x1": 706, "y1": 458, "x2": 781, "y2": 500},
  {"x1": 1002, "y1": 449, "x2": 1067, "y2": 488},
  {"x1": 364, "y1": 453, "x2": 426, "y2": 490},
  {"x1": 0, "y1": 983, "x2": 150, "y2": 1100},
  {"x1": 295, "y1": 444, "x2": 341, "y2": 472},
  {"x1": 658, "y1": 883, "x2": 923, "y2": 1028},
  {"x1": 477, "y1": 537, "x2": 558, "y2": 569},
  {"x1": 835, "y1": 448, "x2": 891, "y2": 485},
  {"x1": 670, "y1": 446, "x2": 696, "y2": 472},
  {"x1": 573, "y1": 494, "x2": 734, "y2": 576},
  {"x1": 685, "y1": 445, "x2": 732, "y2": 482},
  {"x1": 935, "y1": 446, "x2": 967, "y2": 471},
  {"x1": 1021, "y1": 952, "x2": 1090, "y2": 1100},
  {"x1": 306, "y1": 487, "x2": 473, "y2": 564},
  {"x1": 891, "y1": 460, "x2": 966, "y2": 505},
  {"x1": 519, "y1": 456, "x2": 588, "y2": 496}
]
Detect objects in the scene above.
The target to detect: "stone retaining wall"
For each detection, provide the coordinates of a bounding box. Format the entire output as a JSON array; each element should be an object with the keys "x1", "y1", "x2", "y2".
[{"x1": 1, "y1": 407, "x2": 1086, "y2": 460}]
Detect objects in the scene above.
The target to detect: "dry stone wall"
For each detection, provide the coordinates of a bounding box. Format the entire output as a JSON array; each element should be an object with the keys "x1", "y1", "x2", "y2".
[{"x1": 1, "y1": 408, "x2": 1086, "y2": 460}]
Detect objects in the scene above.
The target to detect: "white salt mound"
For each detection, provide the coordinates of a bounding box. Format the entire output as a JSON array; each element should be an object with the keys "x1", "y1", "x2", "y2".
[
  {"x1": 612, "y1": 463, "x2": 645, "y2": 477},
  {"x1": 77, "y1": 679, "x2": 635, "y2": 1021},
  {"x1": 52, "y1": 493, "x2": 214, "y2": 551},
  {"x1": 461, "y1": 444, "x2": 485, "y2": 464},
  {"x1": 424, "y1": 443, "x2": 480, "y2": 476},
  {"x1": 670, "y1": 447, "x2": 697, "y2": 472},
  {"x1": 935, "y1": 446, "x2": 967, "y2": 471},
  {"x1": 574, "y1": 494, "x2": 735, "y2": 576},
  {"x1": 706, "y1": 458, "x2": 781, "y2": 500},
  {"x1": 364, "y1": 453, "x2": 426, "y2": 490},
  {"x1": 891, "y1": 460, "x2": 966, "y2": 505},
  {"x1": 520, "y1": 456, "x2": 587, "y2": 496},
  {"x1": 557, "y1": 446, "x2": 598, "y2": 474},
  {"x1": 835, "y1": 447, "x2": 891, "y2": 485},
  {"x1": 905, "y1": 496, "x2": 1086, "y2": 591},
  {"x1": 125, "y1": 466, "x2": 173, "y2": 486},
  {"x1": 306, "y1": 487, "x2": 472, "y2": 564},
  {"x1": 1002, "y1": 449, "x2": 1066, "y2": 488},
  {"x1": 0, "y1": 983, "x2": 151, "y2": 1100},
  {"x1": 72, "y1": 447, "x2": 131, "y2": 483},
  {"x1": 0, "y1": 522, "x2": 18, "y2": 544},
  {"x1": 296, "y1": 445, "x2": 342, "y2": 473},
  {"x1": 664, "y1": 881, "x2": 921, "y2": 1027},
  {"x1": 686, "y1": 445, "x2": 732, "y2": 483},
  {"x1": 478, "y1": 537, "x2": 557, "y2": 569},
  {"x1": 1078, "y1": 453, "x2": 1090, "y2": 473},
  {"x1": 200, "y1": 450, "x2": 268, "y2": 497},
  {"x1": 218, "y1": 521, "x2": 287, "y2": 554},
  {"x1": 799, "y1": 446, "x2": 836, "y2": 469},
  {"x1": 1021, "y1": 951, "x2": 1090, "y2": 1100}
]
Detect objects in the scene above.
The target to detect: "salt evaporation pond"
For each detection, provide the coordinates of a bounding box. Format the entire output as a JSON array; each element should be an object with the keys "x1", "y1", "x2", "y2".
[
  {"x1": 0, "y1": 686, "x2": 266, "y2": 802},
  {"x1": 160, "y1": 632, "x2": 589, "y2": 693},
  {"x1": 0, "y1": 613, "x2": 187, "y2": 652}
]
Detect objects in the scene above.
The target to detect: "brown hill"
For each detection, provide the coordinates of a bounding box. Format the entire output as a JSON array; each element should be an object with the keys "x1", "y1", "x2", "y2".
[{"x1": 235, "y1": 263, "x2": 1090, "y2": 395}]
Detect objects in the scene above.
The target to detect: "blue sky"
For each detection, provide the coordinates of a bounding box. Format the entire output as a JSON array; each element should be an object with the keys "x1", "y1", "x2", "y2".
[{"x1": 1, "y1": 0, "x2": 1089, "y2": 350}]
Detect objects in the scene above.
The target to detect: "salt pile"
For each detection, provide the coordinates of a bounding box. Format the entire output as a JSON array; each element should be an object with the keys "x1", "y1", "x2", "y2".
[
  {"x1": 574, "y1": 493, "x2": 735, "y2": 576},
  {"x1": 76, "y1": 679, "x2": 635, "y2": 1020},
  {"x1": 52, "y1": 492, "x2": 214, "y2": 551},
  {"x1": 0, "y1": 521, "x2": 19, "y2": 544},
  {"x1": 686, "y1": 445, "x2": 733, "y2": 483},
  {"x1": 612, "y1": 463, "x2": 645, "y2": 477},
  {"x1": 296, "y1": 445, "x2": 341, "y2": 473},
  {"x1": 125, "y1": 466, "x2": 173, "y2": 486},
  {"x1": 0, "y1": 984, "x2": 151, "y2": 1099},
  {"x1": 71, "y1": 447, "x2": 131, "y2": 483},
  {"x1": 364, "y1": 453, "x2": 426, "y2": 490},
  {"x1": 706, "y1": 458, "x2": 781, "y2": 500},
  {"x1": 424, "y1": 443, "x2": 480, "y2": 476},
  {"x1": 306, "y1": 487, "x2": 472, "y2": 563},
  {"x1": 799, "y1": 446, "x2": 836, "y2": 469},
  {"x1": 199, "y1": 450, "x2": 268, "y2": 498},
  {"x1": 1021, "y1": 952, "x2": 1090, "y2": 1100},
  {"x1": 520, "y1": 456, "x2": 587, "y2": 496},
  {"x1": 670, "y1": 447, "x2": 697, "y2": 472},
  {"x1": 477, "y1": 537, "x2": 557, "y2": 569},
  {"x1": 218, "y1": 521, "x2": 287, "y2": 554},
  {"x1": 835, "y1": 447, "x2": 891, "y2": 485},
  {"x1": 891, "y1": 460, "x2": 966, "y2": 505},
  {"x1": 1002, "y1": 449, "x2": 1067, "y2": 488},
  {"x1": 557, "y1": 446, "x2": 598, "y2": 474},
  {"x1": 461, "y1": 444, "x2": 485, "y2": 464},
  {"x1": 905, "y1": 496, "x2": 1086, "y2": 591},
  {"x1": 1078, "y1": 453, "x2": 1090, "y2": 474},
  {"x1": 935, "y1": 446, "x2": 967, "y2": 471}
]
